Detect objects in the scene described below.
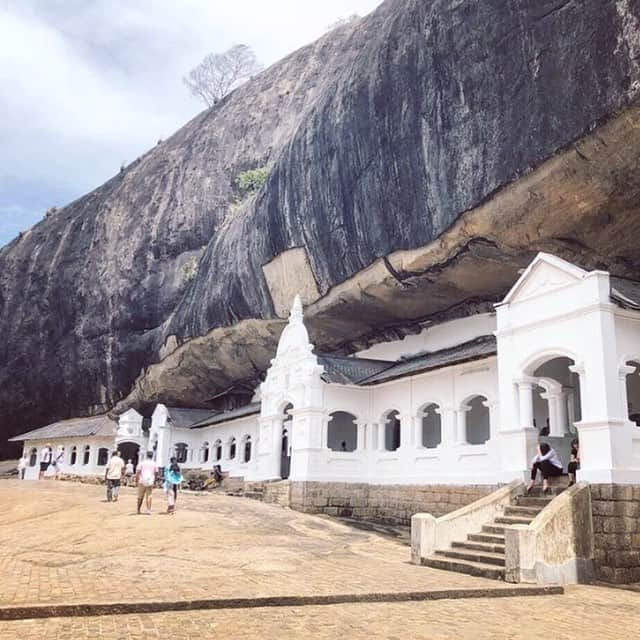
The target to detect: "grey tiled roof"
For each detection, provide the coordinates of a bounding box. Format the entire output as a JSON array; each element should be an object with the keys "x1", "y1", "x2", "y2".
[
  {"x1": 189, "y1": 403, "x2": 261, "y2": 429},
  {"x1": 317, "y1": 354, "x2": 395, "y2": 385},
  {"x1": 166, "y1": 407, "x2": 217, "y2": 429},
  {"x1": 610, "y1": 277, "x2": 640, "y2": 310},
  {"x1": 9, "y1": 414, "x2": 118, "y2": 442},
  {"x1": 358, "y1": 335, "x2": 497, "y2": 385}
]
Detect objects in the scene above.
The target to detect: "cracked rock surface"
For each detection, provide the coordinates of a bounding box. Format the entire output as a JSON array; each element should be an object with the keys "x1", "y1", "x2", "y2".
[{"x1": 2, "y1": 0, "x2": 640, "y2": 442}]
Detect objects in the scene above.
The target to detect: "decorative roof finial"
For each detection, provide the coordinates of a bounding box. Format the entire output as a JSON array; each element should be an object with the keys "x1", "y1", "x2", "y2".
[{"x1": 289, "y1": 294, "x2": 303, "y2": 324}]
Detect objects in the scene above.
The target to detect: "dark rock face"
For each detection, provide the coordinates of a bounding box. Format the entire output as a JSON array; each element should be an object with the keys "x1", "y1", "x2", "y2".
[{"x1": 2, "y1": 0, "x2": 640, "y2": 447}]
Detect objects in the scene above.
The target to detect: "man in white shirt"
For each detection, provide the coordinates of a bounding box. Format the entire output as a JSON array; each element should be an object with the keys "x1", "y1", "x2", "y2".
[
  {"x1": 105, "y1": 451, "x2": 125, "y2": 502},
  {"x1": 17, "y1": 455, "x2": 27, "y2": 480},
  {"x1": 136, "y1": 451, "x2": 158, "y2": 515},
  {"x1": 39, "y1": 446, "x2": 52, "y2": 480}
]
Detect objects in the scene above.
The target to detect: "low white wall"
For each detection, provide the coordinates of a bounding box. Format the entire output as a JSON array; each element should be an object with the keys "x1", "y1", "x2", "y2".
[{"x1": 21, "y1": 437, "x2": 115, "y2": 480}]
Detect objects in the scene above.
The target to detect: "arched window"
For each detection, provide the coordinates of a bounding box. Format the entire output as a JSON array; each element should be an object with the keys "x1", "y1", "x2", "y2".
[
  {"x1": 229, "y1": 437, "x2": 237, "y2": 460},
  {"x1": 243, "y1": 436, "x2": 252, "y2": 462},
  {"x1": 83, "y1": 445, "x2": 91, "y2": 465},
  {"x1": 97, "y1": 448, "x2": 109, "y2": 466},
  {"x1": 626, "y1": 361, "x2": 640, "y2": 426},
  {"x1": 28, "y1": 448, "x2": 37, "y2": 467},
  {"x1": 174, "y1": 443, "x2": 188, "y2": 464},
  {"x1": 383, "y1": 410, "x2": 401, "y2": 452},
  {"x1": 327, "y1": 412, "x2": 357, "y2": 451},
  {"x1": 69, "y1": 446, "x2": 77, "y2": 466},
  {"x1": 201, "y1": 442, "x2": 210, "y2": 463},
  {"x1": 421, "y1": 404, "x2": 442, "y2": 448},
  {"x1": 465, "y1": 395, "x2": 490, "y2": 445},
  {"x1": 214, "y1": 439, "x2": 222, "y2": 461}
]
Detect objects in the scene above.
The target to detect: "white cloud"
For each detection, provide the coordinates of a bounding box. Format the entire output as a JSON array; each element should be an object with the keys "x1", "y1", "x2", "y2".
[{"x1": 0, "y1": 0, "x2": 382, "y2": 246}]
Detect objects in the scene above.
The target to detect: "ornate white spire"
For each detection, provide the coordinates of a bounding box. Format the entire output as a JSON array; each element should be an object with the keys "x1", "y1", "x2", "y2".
[
  {"x1": 275, "y1": 293, "x2": 312, "y2": 358},
  {"x1": 289, "y1": 294, "x2": 303, "y2": 324}
]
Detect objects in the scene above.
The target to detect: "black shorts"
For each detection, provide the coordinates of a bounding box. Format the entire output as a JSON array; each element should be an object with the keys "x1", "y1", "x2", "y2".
[
  {"x1": 40, "y1": 462, "x2": 49, "y2": 472},
  {"x1": 107, "y1": 479, "x2": 121, "y2": 487}
]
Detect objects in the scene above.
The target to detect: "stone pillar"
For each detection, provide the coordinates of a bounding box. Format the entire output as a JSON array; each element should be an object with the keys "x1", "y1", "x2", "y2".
[
  {"x1": 400, "y1": 412, "x2": 413, "y2": 449},
  {"x1": 516, "y1": 378, "x2": 535, "y2": 431},
  {"x1": 378, "y1": 422, "x2": 386, "y2": 451},
  {"x1": 455, "y1": 408, "x2": 467, "y2": 445},
  {"x1": 289, "y1": 407, "x2": 326, "y2": 481},
  {"x1": 356, "y1": 421, "x2": 367, "y2": 451},
  {"x1": 439, "y1": 406, "x2": 455, "y2": 446},
  {"x1": 254, "y1": 414, "x2": 284, "y2": 480}
]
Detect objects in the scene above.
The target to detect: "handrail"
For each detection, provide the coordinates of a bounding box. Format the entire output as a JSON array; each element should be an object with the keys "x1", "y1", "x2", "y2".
[
  {"x1": 411, "y1": 480, "x2": 524, "y2": 564},
  {"x1": 504, "y1": 481, "x2": 594, "y2": 584}
]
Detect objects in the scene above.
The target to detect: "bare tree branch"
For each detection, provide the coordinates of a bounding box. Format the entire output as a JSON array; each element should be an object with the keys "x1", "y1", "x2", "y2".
[{"x1": 183, "y1": 44, "x2": 263, "y2": 107}]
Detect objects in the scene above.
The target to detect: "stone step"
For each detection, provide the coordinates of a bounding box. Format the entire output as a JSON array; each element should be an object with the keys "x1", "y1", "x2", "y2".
[
  {"x1": 243, "y1": 491, "x2": 264, "y2": 500},
  {"x1": 435, "y1": 548, "x2": 505, "y2": 567},
  {"x1": 525, "y1": 486, "x2": 566, "y2": 497},
  {"x1": 468, "y1": 532, "x2": 505, "y2": 545},
  {"x1": 504, "y1": 506, "x2": 542, "y2": 518},
  {"x1": 452, "y1": 540, "x2": 506, "y2": 554},
  {"x1": 421, "y1": 556, "x2": 505, "y2": 581},
  {"x1": 481, "y1": 524, "x2": 506, "y2": 535},
  {"x1": 494, "y1": 515, "x2": 534, "y2": 525},
  {"x1": 515, "y1": 496, "x2": 552, "y2": 508}
]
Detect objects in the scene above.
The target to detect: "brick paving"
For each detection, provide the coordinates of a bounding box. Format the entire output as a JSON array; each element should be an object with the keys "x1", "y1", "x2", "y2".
[
  {"x1": 0, "y1": 586, "x2": 637, "y2": 639},
  {"x1": 0, "y1": 480, "x2": 635, "y2": 639},
  {"x1": 0, "y1": 480, "x2": 522, "y2": 608}
]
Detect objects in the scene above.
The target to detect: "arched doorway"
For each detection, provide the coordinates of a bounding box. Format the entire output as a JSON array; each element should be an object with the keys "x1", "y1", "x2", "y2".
[
  {"x1": 531, "y1": 357, "x2": 581, "y2": 436},
  {"x1": 118, "y1": 442, "x2": 140, "y2": 470},
  {"x1": 280, "y1": 403, "x2": 293, "y2": 479}
]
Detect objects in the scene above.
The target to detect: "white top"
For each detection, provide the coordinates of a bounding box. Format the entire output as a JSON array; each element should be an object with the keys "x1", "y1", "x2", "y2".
[
  {"x1": 137, "y1": 459, "x2": 157, "y2": 487},
  {"x1": 532, "y1": 447, "x2": 563, "y2": 469},
  {"x1": 105, "y1": 455, "x2": 125, "y2": 480},
  {"x1": 17, "y1": 457, "x2": 27, "y2": 470},
  {"x1": 40, "y1": 448, "x2": 51, "y2": 463},
  {"x1": 125, "y1": 462, "x2": 135, "y2": 475}
]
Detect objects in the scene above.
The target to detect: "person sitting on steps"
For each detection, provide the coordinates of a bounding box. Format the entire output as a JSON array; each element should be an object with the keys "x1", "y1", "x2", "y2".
[
  {"x1": 527, "y1": 442, "x2": 563, "y2": 494},
  {"x1": 568, "y1": 438, "x2": 580, "y2": 486}
]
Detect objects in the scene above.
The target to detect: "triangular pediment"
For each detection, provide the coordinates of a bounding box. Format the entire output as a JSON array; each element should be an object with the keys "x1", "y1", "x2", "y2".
[{"x1": 500, "y1": 253, "x2": 587, "y2": 305}]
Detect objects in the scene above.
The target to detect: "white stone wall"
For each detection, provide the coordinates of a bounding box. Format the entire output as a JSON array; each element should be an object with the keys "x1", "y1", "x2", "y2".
[
  {"x1": 357, "y1": 313, "x2": 496, "y2": 361},
  {"x1": 21, "y1": 436, "x2": 115, "y2": 480}
]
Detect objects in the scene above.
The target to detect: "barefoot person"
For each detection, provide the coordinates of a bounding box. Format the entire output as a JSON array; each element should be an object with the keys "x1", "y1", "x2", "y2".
[
  {"x1": 568, "y1": 438, "x2": 580, "y2": 486},
  {"x1": 136, "y1": 451, "x2": 157, "y2": 515},
  {"x1": 163, "y1": 457, "x2": 183, "y2": 515},
  {"x1": 17, "y1": 455, "x2": 27, "y2": 480},
  {"x1": 105, "y1": 450, "x2": 125, "y2": 502},
  {"x1": 528, "y1": 442, "x2": 563, "y2": 494},
  {"x1": 39, "y1": 445, "x2": 52, "y2": 480}
]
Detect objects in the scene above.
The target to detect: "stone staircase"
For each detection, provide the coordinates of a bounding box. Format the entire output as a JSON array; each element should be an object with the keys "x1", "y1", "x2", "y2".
[{"x1": 420, "y1": 483, "x2": 567, "y2": 580}]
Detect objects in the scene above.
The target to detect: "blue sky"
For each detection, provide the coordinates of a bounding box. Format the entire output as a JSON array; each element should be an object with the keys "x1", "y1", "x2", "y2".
[{"x1": 0, "y1": 0, "x2": 381, "y2": 247}]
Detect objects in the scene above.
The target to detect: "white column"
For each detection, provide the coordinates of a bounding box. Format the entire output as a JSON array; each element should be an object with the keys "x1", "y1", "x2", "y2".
[
  {"x1": 516, "y1": 378, "x2": 535, "y2": 431},
  {"x1": 378, "y1": 422, "x2": 386, "y2": 451},
  {"x1": 400, "y1": 413, "x2": 413, "y2": 449},
  {"x1": 455, "y1": 408, "x2": 467, "y2": 445},
  {"x1": 356, "y1": 421, "x2": 367, "y2": 451}
]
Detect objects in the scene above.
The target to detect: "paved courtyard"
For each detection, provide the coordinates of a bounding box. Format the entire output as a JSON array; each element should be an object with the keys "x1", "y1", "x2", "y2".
[{"x1": 0, "y1": 479, "x2": 637, "y2": 638}]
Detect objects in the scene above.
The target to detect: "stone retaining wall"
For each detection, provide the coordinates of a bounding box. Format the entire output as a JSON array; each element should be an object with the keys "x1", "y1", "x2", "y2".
[
  {"x1": 289, "y1": 482, "x2": 496, "y2": 526},
  {"x1": 591, "y1": 484, "x2": 640, "y2": 584}
]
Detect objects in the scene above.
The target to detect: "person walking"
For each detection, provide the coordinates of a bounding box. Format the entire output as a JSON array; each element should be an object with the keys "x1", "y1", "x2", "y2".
[
  {"x1": 17, "y1": 455, "x2": 27, "y2": 480},
  {"x1": 52, "y1": 446, "x2": 65, "y2": 480},
  {"x1": 136, "y1": 451, "x2": 157, "y2": 515},
  {"x1": 124, "y1": 459, "x2": 135, "y2": 486},
  {"x1": 39, "y1": 445, "x2": 52, "y2": 480},
  {"x1": 105, "y1": 450, "x2": 125, "y2": 502},
  {"x1": 163, "y1": 457, "x2": 183, "y2": 514},
  {"x1": 568, "y1": 438, "x2": 580, "y2": 486}
]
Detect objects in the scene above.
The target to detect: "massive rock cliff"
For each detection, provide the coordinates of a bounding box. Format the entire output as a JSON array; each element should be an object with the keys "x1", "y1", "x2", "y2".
[{"x1": 2, "y1": 0, "x2": 640, "y2": 447}]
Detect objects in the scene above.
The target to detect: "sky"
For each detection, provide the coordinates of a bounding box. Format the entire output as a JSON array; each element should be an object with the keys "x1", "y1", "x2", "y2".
[{"x1": 0, "y1": 0, "x2": 382, "y2": 247}]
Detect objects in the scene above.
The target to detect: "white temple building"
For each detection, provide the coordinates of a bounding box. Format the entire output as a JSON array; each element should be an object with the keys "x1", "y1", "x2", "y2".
[{"x1": 13, "y1": 252, "x2": 640, "y2": 487}]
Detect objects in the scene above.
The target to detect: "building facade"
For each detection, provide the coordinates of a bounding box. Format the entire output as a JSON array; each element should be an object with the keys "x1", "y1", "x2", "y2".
[{"x1": 13, "y1": 253, "x2": 640, "y2": 489}]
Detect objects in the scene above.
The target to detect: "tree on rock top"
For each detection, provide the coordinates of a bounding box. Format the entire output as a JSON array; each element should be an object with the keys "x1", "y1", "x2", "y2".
[{"x1": 183, "y1": 44, "x2": 263, "y2": 107}]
